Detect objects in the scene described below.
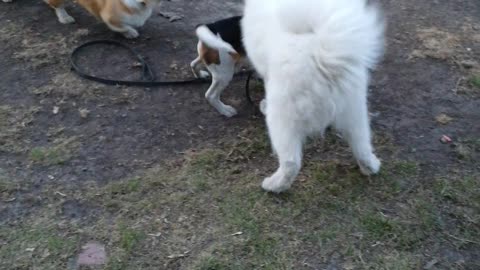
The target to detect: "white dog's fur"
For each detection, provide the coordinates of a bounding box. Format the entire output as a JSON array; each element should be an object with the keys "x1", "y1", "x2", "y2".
[{"x1": 242, "y1": 0, "x2": 385, "y2": 192}]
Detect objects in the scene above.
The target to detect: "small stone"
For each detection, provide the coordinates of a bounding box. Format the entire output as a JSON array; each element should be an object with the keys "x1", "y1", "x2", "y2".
[
  {"x1": 170, "y1": 63, "x2": 178, "y2": 70},
  {"x1": 79, "y1": 109, "x2": 90, "y2": 119},
  {"x1": 53, "y1": 106, "x2": 60, "y2": 115},
  {"x1": 435, "y1": 113, "x2": 453, "y2": 125},
  {"x1": 132, "y1": 62, "x2": 142, "y2": 68}
]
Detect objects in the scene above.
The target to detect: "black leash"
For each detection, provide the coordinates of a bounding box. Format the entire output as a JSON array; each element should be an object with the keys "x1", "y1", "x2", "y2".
[{"x1": 70, "y1": 40, "x2": 258, "y2": 108}]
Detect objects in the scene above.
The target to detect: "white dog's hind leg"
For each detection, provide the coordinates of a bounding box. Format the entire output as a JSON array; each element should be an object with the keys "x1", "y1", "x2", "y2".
[
  {"x1": 204, "y1": 61, "x2": 237, "y2": 117},
  {"x1": 262, "y1": 106, "x2": 303, "y2": 193},
  {"x1": 334, "y1": 82, "x2": 381, "y2": 175}
]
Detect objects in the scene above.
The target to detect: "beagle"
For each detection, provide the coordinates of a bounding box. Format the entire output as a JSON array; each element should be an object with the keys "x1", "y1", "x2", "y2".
[
  {"x1": 190, "y1": 16, "x2": 248, "y2": 117},
  {"x1": 2, "y1": 0, "x2": 161, "y2": 38}
]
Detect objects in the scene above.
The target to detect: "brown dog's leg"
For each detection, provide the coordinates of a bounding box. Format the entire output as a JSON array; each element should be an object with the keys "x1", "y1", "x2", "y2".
[
  {"x1": 45, "y1": 0, "x2": 75, "y2": 24},
  {"x1": 103, "y1": 17, "x2": 139, "y2": 39}
]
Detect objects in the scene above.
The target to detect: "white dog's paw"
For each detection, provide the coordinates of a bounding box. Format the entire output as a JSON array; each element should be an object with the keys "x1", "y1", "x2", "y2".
[
  {"x1": 358, "y1": 154, "x2": 381, "y2": 176},
  {"x1": 58, "y1": 14, "x2": 76, "y2": 24},
  {"x1": 123, "y1": 29, "x2": 139, "y2": 39},
  {"x1": 262, "y1": 174, "x2": 292, "y2": 193},
  {"x1": 219, "y1": 105, "x2": 238, "y2": 118},
  {"x1": 259, "y1": 99, "x2": 267, "y2": 115}
]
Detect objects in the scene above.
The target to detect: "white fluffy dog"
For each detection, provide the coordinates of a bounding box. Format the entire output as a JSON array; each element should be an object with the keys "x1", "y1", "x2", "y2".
[{"x1": 242, "y1": 0, "x2": 385, "y2": 193}]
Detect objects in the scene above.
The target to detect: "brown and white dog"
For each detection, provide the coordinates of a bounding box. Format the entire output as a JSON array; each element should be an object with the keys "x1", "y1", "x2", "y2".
[
  {"x1": 2, "y1": 0, "x2": 160, "y2": 38},
  {"x1": 190, "y1": 16, "x2": 248, "y2": 117}
]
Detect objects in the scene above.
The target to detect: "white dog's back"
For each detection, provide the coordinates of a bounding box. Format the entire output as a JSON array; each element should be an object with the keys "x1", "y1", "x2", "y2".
[{"x1": 242, "y1": 0, "x2": 385, "y2": 192}]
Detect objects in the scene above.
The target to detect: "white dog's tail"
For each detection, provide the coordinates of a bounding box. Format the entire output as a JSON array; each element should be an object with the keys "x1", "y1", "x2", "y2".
[
  {"x1": 278, "y1": 0, "x2": 385, "y2": 74},
  {"x1": 196, "y1": 26, "x2": 237, "y2": 54}
]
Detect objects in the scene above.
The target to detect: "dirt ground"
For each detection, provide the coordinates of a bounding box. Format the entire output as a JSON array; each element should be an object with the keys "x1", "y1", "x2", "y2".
[{"x1": 0, "y1": 0, "x2": 479, "y2": 269}]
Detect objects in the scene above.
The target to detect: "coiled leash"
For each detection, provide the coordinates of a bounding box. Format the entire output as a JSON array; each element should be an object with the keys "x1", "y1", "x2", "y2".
[{"x1": 70, "y1": 40, "x2": 258, "y2": 108}]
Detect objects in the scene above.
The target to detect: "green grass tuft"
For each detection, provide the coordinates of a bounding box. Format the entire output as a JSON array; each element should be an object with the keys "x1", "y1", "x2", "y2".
[
  {"x1": 197, "y1": 257, "x2": 230, "y2": 270},
  {"x1": 29, "y1": 137, "x2": 78, "y2": 166},
  {"x1": 119, "y1": 225, "x2": 145, "y2": 252},
  {"x1": 470, "y1": 75, "x2": 480, "y2": 88},
  {"x1": 109, "y1": 178, "x2": 142, "y2": 195},
  {"x1": 392, "y1": 161, "x2": 419, "y2": 177},
  {"x1": 30, "y1": 147, "x2": 67, "y2": 165},
  {"x1": 361, "y1": 213, "x2": 395, "y2": 238}
]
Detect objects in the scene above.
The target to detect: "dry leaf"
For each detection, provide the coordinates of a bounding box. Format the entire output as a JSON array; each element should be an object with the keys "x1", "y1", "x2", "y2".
[
  {"x1": 54, "y1": 191, "x2": 67, "y2": 197},
  {"x1": 436, "y1": 113, "x2": 453, "y2": 125}
]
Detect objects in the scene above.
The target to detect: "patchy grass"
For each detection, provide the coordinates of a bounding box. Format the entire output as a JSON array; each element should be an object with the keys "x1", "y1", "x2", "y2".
[
  {"x1": 1, "y1": 126, "x2": 479, "y2": 269},
  {"x1": 13, "y1": 32, "x2": 70, "y2": 69},
  {"x1": 29, "y1": 137, "x2": 79, "y2": 166},
  {"x1": 361, "y1": 213, "x2": 396, "y2": 239},
  {"x1": 470, "y1": 75, "x2": 480, "y2": 88},
  {"x1": 0, "y1": 223, "x2": 79, "y2": 269},
  {"x1": 0, "y1": 105, "x2": 39, "y2": 153},
  {"x1": 119, "y1": 224, "x2": 146, "y2": 252},
  {"x1": 391, "y1": 160, "x2": 419, "y2": 176},
  {"x1": 434, "y1": 176, "x2": 480, "y2": 208}
]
